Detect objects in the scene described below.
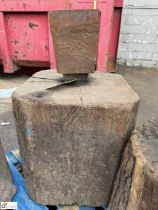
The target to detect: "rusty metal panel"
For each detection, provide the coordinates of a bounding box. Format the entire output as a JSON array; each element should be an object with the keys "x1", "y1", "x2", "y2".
[{"x1": 5, "y1": 13, "x2": 50, "y2": 67}]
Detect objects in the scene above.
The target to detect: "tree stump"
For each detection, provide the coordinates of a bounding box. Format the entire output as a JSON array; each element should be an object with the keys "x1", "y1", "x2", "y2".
[
  {"x1": 12, "y1": 70, "x2": 139, "y2": 206},
  {"x1": 109, "y1": 118, "x2": 158, "y2": 210},
  {"x1": 0, "y1": 140, "x2": 16, "y2": 202}
]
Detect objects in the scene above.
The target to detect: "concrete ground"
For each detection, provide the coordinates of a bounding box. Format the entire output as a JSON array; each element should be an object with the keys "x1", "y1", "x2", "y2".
[
  {"x1": 118, "y1": 69, "x2": 158, "y2": 126},
  {"x1": 0, "y1": 69, "x2": 158, "y2": 152},
  {"x1": 0, "y1": 74, "x2": 28, "y2": 151}
]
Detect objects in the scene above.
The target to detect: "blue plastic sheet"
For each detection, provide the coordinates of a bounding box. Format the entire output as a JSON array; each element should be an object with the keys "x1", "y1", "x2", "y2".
[
  {"x1": 0, "y1": 87, "x2": 17, "y2": 99},
  {"x1": 6, "y1": 151, "x2": 48, "y2": 210}
]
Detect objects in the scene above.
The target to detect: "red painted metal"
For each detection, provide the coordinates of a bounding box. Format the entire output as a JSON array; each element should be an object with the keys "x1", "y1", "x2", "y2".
[
  {"x1": 0, "y1": 12, "x2": 19, "y2": 73},
  {"x1": 107, "y1": 0, "x2": 123, "y2": 71},
  {"x1": 0, "y1": 0, "x2": 123, "y2": 73},
  {"x1": 114, "y1": 0, "x2": 123, "y2": 7},
  {"x1": 108, "y1": 5, "x2": 122, "y2": 71}
]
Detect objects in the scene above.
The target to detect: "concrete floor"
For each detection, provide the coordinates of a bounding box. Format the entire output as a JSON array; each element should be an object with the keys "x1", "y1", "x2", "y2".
[
  {"x1": 0, "y1": 74, "x2": 28, "y2": 151},
  {"x1": 118, "y1": 69, "x2": 158, "y2": 126},
  {"x1": 0, "y1": 69, "x2": 158, "y2": 151}
]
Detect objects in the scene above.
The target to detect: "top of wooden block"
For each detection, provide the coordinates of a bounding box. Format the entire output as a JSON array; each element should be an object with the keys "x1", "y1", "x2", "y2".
[{"x1": 13, "y1": 70, "x2": 139, "y2": 109}]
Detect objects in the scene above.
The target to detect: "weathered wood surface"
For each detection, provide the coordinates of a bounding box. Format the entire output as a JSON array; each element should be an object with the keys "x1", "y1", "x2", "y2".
[
  {"x1": 49, "y1": 10, "x2": 100, "y2": 75},
  {"x1": 0, "y1": 140, "x2": 16, "y2": 202},
  {"x1": 12, "y1": 70, "x2": 139, "y2": 206},
  {"x1": 109, "y1": 118, "x2": 158, "y2": 210}
]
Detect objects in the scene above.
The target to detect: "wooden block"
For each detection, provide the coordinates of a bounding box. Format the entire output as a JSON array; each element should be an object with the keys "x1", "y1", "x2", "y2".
[
  {"x1": 49, "y1": 10, "x2": 100, "y2": 75},
  {"x1": 109, "y1": 118, "x2": 158, "y2": 210},
  {"x1": 0, "y1": 140, "x2": 16, "y2": 202},
  {"x1": 12, "y1": 70, "x2": 139, "y2": 206}
]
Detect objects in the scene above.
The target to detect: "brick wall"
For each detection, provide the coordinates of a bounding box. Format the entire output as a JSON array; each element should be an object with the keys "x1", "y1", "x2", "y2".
[{"x1": 117, "y1": 0, "x2": 158, "y2": 69}]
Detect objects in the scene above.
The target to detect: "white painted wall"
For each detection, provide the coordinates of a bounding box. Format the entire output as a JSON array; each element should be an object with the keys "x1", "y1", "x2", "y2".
[{"x1": 117, "y1": 0, "x2": 158, "y2": 69}]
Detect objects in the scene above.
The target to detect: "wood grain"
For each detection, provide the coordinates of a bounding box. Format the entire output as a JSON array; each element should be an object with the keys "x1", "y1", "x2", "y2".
[
  {"x1": 109, "y1": 118, "x2": 158, "y2": 210},
  {"x1": 49, "y1": 10, "x2": 100, "y2": 75},
  {"x1": 12, "y1": 70, "x2": 139, "y2": 206}
]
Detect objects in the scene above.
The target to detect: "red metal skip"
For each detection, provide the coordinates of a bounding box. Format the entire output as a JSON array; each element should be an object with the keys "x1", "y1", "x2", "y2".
[{"x1": 0, "y1": 0, "x2": 123, "y2": 73}]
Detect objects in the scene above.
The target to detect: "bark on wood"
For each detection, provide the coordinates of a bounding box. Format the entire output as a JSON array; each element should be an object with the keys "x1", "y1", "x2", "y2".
[
  {"x1": 12, "y1": 70, "x2": 139, "y2": 206},
  {"x1": 0, "y1": 140, "x2": 16, "y2": 202},
  {"x1": 109, "y1": 118, "x2": 158, "y2": 210}
]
